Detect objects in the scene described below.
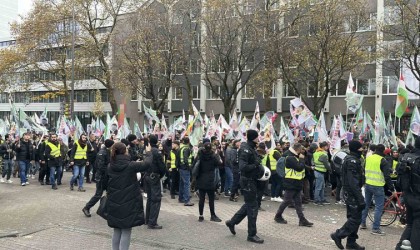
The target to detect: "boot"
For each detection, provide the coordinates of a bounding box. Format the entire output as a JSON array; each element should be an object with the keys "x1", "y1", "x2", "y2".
[
  {"x1": 346, "y1": 242, "x2": 365, "y2": 250},
  {"x1": 274, "y1": 216, "x2": 287, "y2": 224},
  {"x1": 247, "y1": 235, "x2": 264, "y2": 244},
  {"x1": 147, "y1": 224, "x2": 163, "y2": 229},
  {"x1": 225, "y1": 220, "x2": 236, "y2": 235},
  {"x1": 330, "y1": 233, "x2": 344, "y2": 249},
  {"x1": 82, "y1": 207, "x2": 91, "y2": 217},
  {"x1": 78, "y1": 187, "x2": 86, "y2": 192},
  {"x1": 299, "y1": 218, "x2": 314, "y2": 227}
]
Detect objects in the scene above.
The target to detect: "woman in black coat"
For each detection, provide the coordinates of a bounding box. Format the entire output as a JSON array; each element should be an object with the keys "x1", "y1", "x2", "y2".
[
  {"x1": 193, "y1": 142, "x2": 223, "y2": 222},
  {"x1": 107, "y1": 142, "x2": 153, "y2": 250}
]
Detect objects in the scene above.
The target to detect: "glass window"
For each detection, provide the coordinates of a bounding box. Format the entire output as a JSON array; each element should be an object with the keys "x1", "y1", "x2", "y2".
[
  {"x1": 172, "y1": 87, "x2": 183, "y2": 100},
  {"x1": 207, "y1": 86, "x2": 221, "y2": 99},
  {"x1": 101, "y1": 90, "x2": 108, "y2": 102},
  {"x1": 192, "y1": 85, "x2": 199, "y2": 99},
  {"x1": 356, "y1": 79, "x2": 369, "y2": 95},
  {"x1": 283, "y1": 84, "x2": 296, "y2": 97},
  {"x1": 242, "y1": 85, "x2": 256, "y2": 99},
  {"x1": 383, "y1": 76, "x2": 398, "y2": 94},
  {"x1": 307, "y1": 81, "x2": 317, "y2": 97},
  {"x1": 337, "y1": 80, "x2": 347, "y2": 96}
]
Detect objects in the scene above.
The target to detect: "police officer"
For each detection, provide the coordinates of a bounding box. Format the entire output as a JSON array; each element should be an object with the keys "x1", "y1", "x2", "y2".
[
  {"x1": 331, "y1": 140, "x2": 365, "y2": 250},
  {"x1": 82, "y1": 139, "x2": 114, "y2": 217},
  {"x1": 225, "y1": 129, "x2": 265, "y2": 244},
  {"x1": 145, "y1": 135, "x2": 166, "y2": 229}
]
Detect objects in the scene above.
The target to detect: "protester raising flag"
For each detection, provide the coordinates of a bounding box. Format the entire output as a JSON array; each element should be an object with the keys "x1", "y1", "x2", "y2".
[
  {"x1": 250, "y1": 102, "x2": 260, "y2": 131},
  {"x1": 345, "y1": 73, "x2": 364, "y2": 113},
  {"x1": 395, "y1": 74, "x2": 409, "y2": 119}
]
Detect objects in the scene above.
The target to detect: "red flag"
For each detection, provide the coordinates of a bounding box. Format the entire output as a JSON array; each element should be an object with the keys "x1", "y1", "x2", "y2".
[{"x1": 118, "y1": 103, "x2": 125, "y2": 127}]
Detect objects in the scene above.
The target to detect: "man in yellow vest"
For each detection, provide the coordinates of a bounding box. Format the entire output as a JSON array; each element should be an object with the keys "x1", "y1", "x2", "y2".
[
  {"x1": 267, "y1": 143, "x2": 282, "y2": 202},
  {"x1": 70, "y1": 134, "x2": 91, "y2": 192},
  {"x1": 313, "y1": 141, "x2": 332, "y2": 206},
  {"x1": 169, "y1": 141, "x2": 180, "y2": 199},
  {"x1": 178, "y1": 137, "x2": 194, "y2": 206},
  {"x1": 45, "y1": 134, "x2": 63, "y2": 190},
  {"x1": 360, "y1": 144, "x2": 395, "y2": 236},
  {"x1": 274, "y1": 143, "x2": 313, "y2": 227},
  {"x1": 390, "y1": 148, "x2": 399, "y2": 181}
]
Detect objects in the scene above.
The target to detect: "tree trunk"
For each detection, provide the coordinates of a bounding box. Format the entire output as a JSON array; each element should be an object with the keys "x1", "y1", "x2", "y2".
[
  {"x1": 223, "y1": 99, "x2": 232, "y2": 123},
  {"x1": 107, "y1": 87, "x2": 118, "y2": 116}
]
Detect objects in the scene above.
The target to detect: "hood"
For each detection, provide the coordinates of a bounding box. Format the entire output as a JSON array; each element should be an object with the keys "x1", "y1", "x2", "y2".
[
  {"x1": 110, "y1": 154, "x2": 131, "y2": 172},
  {"x1": 199, "y1": 148, "x2": 214, "y2": 161}
]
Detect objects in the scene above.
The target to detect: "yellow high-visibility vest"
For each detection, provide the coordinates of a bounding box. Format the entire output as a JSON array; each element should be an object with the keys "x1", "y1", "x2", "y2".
[
  {"x1": 46, "y1": 142, "x2": 61, "y2": 158},
  {"x1": 74, "y1": 141, "x2": 87, "y2": 160},
  {"x1": 285, "y1": 156, "x2": 305, "y2": 180},
  {"x1": 268, "y1": 149, "x2": 280, "y2": 171},
  {"x1": 314, "y1": 150, "x2": 328, "y2": 173},
  {"x1": 180, "y1": 145, "x2": 193, "y2": 166},
  {"x1": 365, "y1": 154, "x2": 385, "y2": 186},
  {"x1": 170, "y1": 151, "x2": 177, "y2": 169},
  {"x1": 390, "y1": 160, "x2": 398, "y2": 179}
]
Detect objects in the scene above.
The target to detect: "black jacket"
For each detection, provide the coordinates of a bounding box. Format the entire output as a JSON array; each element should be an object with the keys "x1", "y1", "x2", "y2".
[
  {"x1": 44, "y1": 140, "x2": 63, "y2": 167},
  {"x1": 195, "y1": 148, "x2": 222, "y2": 190},
  {"x1": 128, "y1": 143, "x2": 141, "y2": 161},
  {"x1": 94, "y1": 146, "x2": 110, "y2": 183},
  {"x1": 147, "y1": 146, "x2": 166, "y2": 177},
  {"x1": 238, "y1": 141, "x2": 263, "y2": 180},
  {"x1": 0, "y1": 141, "x2": 14, "y2": 160},
  {"x1": 87, "y1": 140, "x2": 98, "y2": 164},
  {"x1": 106, "y1": 153, "x2": 152, "y2": 229},
  {"x1": 14, "y1": 139, "x2": 34, "y2": 161},
  {"x1": 342, "y1": 152, "x2": 365, "y2": 206},
  {"x1": 282, "y1": 149, "x2": 306, "y2": 191}
]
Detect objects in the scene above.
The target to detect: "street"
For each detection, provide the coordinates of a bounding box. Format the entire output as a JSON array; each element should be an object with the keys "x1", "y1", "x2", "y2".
[{"x1": 0, "y1": 172, "x2": 403, "y2": 250}]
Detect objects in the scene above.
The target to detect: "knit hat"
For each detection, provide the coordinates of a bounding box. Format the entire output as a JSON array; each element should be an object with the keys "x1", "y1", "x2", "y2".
[
  {"x1": 247, "y1": 129, "x2": 259, "y2": 141},
  {"x1": 149, "y1": 135, "x2": 158, "y2": 146},
  {"x1": 349, "y1": 140, "x2": 363, "y2": 153},
  {"x1": 126, "y1": 134, "x2": 137, "y2": 142},
  {"x1": 105, "y1": 139, "x2": 114, "y2": 148},
  {"x1": 203, "y1": 138, "x2": 210, "y2": 144},
  {"x1": 120, "y1": 139, "x2": 129, "y2": 146}
]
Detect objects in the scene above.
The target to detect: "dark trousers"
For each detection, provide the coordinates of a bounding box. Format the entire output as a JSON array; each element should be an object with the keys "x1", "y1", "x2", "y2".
[
  {"x1": 229, "y1": 178, "x2": 258, "y2": 237},
  {"x1": 257, "y1": 180, "x2": 266, "y2": 208},
  {"x1": 85, "y1": 181, "x2": 105, "y2": 210},
  {"x1": 198, "y1": 189, "x2": 215, "y2": 216},
  {"x1": 145, "y1": 175, "x2": 162, "y2": 226},
  {"x1": 85, "y1": 165, "x2": 92, "y2": 183},
  {"x1": 335, "y1": 203, "x2": 363, "y2": 244},
  {"x1": 271, "y1": 173, "x2": 283, "y2": 198},
  {"x1": 170, "y1": 169, "x2": 179, "y2": 195},
  {"x1": 39, "y1": 162, "x2": 50, "y2": 184},
  {"x1": 275, "y1": 189, "x2": 305, "y2": 221},
  {"x1": 230, "y1": 171, "x2": 240, "y2": 199},
  {"x1": 92, "y1": 166, "x2": 97, "y2": 182},
  {"x1": 335, "y1": 173, "x2": 342, "y2": 202},
  {"x1": 308, "y1": 171, "x2": 315, "y2": 200},
  {"x1": 396, "y1": 204, "x2": 420, "y2": 250}
]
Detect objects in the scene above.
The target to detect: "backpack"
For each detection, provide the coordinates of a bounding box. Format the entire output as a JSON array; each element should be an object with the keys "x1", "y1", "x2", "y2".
[
  {"x1": 397, "y1": 153, "x2": 420, "y2": 194},
  {"x1": 276, "y1": 157, "x2": 286, "y2": 178}
]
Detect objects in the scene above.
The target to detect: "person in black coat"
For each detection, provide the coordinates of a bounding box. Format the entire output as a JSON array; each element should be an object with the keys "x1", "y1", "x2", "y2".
[
  {"x1": 107, "y1": 142, "x2": 153, "y2": 250},
  {"x1": 82, "y1": 139, "x2": 114, "y2": 217},
  {"x1": 14, "y1": 132, "x2": 35, "y2": 186},
  {"x1": 193, "y1": 141, "x2": 223, "y2": 222}
]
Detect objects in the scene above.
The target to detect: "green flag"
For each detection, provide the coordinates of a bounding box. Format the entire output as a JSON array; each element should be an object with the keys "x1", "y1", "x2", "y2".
[{"x1": 395, "y1": 74, "x2": 408, "y2": 118}]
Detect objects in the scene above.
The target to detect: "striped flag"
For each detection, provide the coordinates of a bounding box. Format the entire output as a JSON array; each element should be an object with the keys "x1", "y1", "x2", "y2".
[{"x1": 395, "y1": 74, "x2": 408, "y2": 119}]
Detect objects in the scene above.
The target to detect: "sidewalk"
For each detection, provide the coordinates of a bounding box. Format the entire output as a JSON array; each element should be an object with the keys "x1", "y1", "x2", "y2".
[{"x1": 0, "y1": 172, "x2": 403, "y2": 249}]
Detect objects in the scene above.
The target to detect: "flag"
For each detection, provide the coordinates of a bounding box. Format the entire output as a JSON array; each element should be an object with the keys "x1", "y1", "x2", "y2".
[
  {"x1": 315, "y1": 112, "x2": 329, "y2": 143},
  {"x1": 134, "y1": 122, "x2": 142, "y2": 139},
  {"x1": 409, "y1": 106, "x2": 420, "y2": 136},
  {"x1": 118, "y1": 104, "x2": 125, "y2": 127},
  {"x1": 330, "y1": 116, "x2": 341, "y2": 154},
  {"x1": 143, "y1": 104, "x2": 160, "y2": 124},
  {"x1": 250, "y1": 102, "x2": 260, "y2": 130},
  {"x1": 345, "y1": 73, "x2": 364, "y2": 113},
  {"x1": 395, "y1": 74, "x2": 409, "y2": 119},
  {"x1": 290, "y1": 97, "x2": 314, "y2": 129}
]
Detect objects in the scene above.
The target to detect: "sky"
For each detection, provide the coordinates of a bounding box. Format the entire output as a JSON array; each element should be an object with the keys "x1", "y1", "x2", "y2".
[{"x1": 0, "y1": 0, "x2": 34, "y2": 40}]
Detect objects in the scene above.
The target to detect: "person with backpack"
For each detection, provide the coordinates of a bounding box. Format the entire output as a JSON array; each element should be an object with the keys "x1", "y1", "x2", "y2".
[
  {"x1": 330, "y1": 140, "x2": 365, "y2": 250},
  {"x1": 273, "y1": 143, "x2": 313, "y2": 227},
  {"x1": 395, "y1": 138, "x2": 420, "y2": 250}
]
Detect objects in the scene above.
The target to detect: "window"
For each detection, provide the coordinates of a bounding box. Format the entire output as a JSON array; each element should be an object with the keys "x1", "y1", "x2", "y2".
[
  {"x1": 207, "y1": 86, "x2": 221, "y2": 99},
  {"x1": 265, "y1": 0, "x2": 280, "y2": 10},
  {"x1": 330, "y1": 79, "x2": 347, "y2": 96},
  {"x1": 243, "y1": 0, "x2": 255, "y2": 15},
  {"x1": 244, "y1": 56, "x2": 255, "y2": 71},
  {"x1": 384, "y1": 6, "x2": 400, "y2": 25},
  {"x1": 158, "y1": 87, "x2": 169, "y2": 100},
  {"x1": 383, "y1": 40, "x2": 403, "y2": 60},
  {"x1": 192, "y1": 85, "x2": 200, "y2": 99},
  {"x1": 189, "y1": 59, "x2": 200, "y2": 74},
  {"x1": 307, "y1": 81, "x2": 318, "y2": 97},
  {"x1": 343, "y1": 16, "x2": 357, "y2": 33},
  {"x1": 172, "y1": 12, "x2": 183, "y2": 25},
  {"x1": 189, "y1": 9, "x2": 198, "y2": 22},
  {"x1": 242, "y1": 84, "x2": 256, "y2": 99},
  {"x1": 172, "y1": 87, "x2": 183, "y2": 100},
  {"x1": 262, "y1": 83, "x2": 277, "y2": 98},
  {"x1": 191, "y1": 31, "x2": 201, "y2": 48},
  {"x1": 383, "y1": 76, "x2": 398, "y2": 94},
  {"x1": 131, "y1": 89, "x2": 138, "y2": 101},
  {"x1": 361, "y1": 45, "x2": 376, "y2": 64},
  {"x1": 283, "y1": 84, "x2": 296, "y2": 97},
  {"x1": 356, "y1": 79, "x2": 375, "y2": 96}
]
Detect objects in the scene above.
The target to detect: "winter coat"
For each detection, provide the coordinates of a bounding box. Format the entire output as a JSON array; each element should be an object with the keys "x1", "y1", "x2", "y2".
[
  {"x1": 106, "y1": 153, "x2": 152, "y2": 229},
  {"x1": 195, "y1": 148, "x2": 222, "y2": 190},
  {"x1": 0, "y1": 141, "x2": 14, "y2": 160},
  {"x1": 87, "y1": 140, "x2": 98, "y2": 165},
  {"x1": 44, "y1": 140, "x2": 63, "y2": 167},
  {"x1": 282, "y1": 149, "x2": 306, "y2": 191},
  {"x1": 95, "y1": 146, "x2": 110, "y2": 183},
  {"x1": 14, "y1": 139, "x2": 35, "y2": 161}
]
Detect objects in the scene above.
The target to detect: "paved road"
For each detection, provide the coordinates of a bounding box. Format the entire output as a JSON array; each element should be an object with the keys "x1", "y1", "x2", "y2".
[{"x1": 0, "y1": 172, "x2": 403, "y2": 249}]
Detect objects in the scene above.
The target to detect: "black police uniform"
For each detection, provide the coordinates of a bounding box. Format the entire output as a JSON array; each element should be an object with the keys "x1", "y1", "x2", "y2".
[
  {"x1": 333, "y1": 151, "x2": 365, "y2": 246},
  {"x1": 226, "y1": 141, "x2": 264, "y2": 242},
  {"x1": 144, "y1": 145, "x2": 166, "y2": 228}
]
